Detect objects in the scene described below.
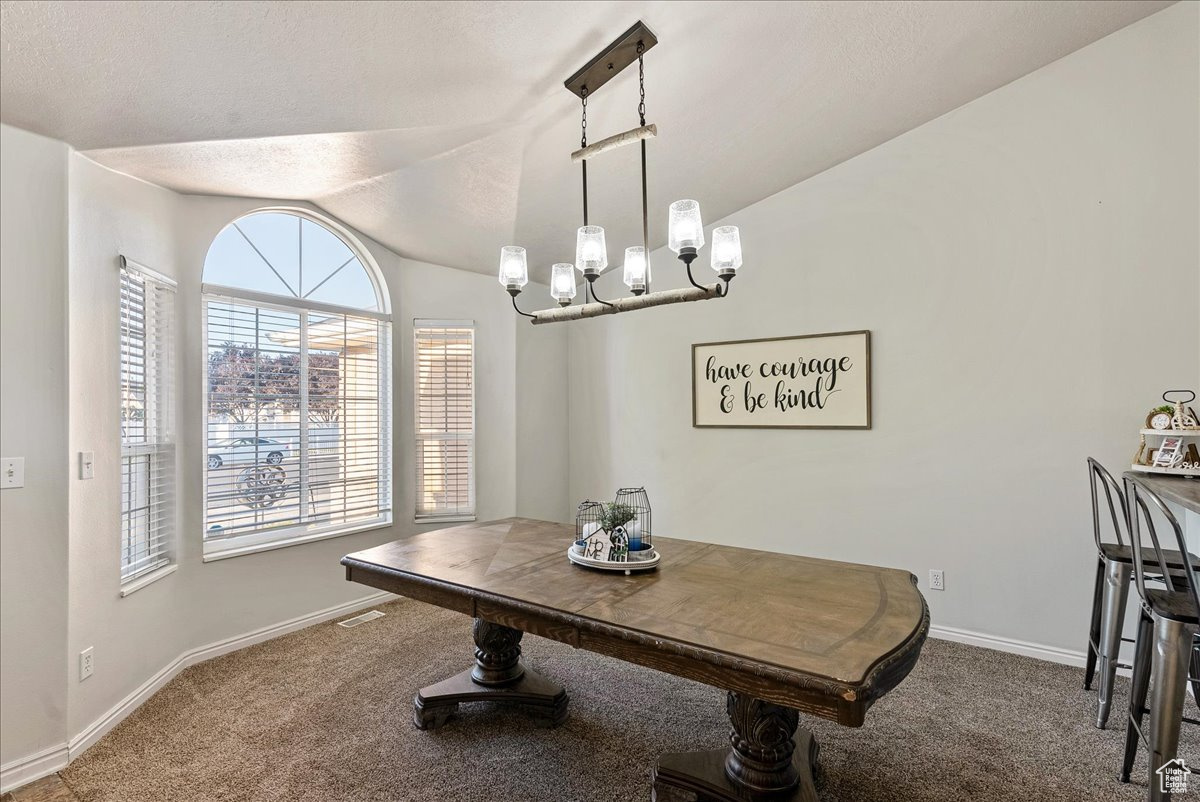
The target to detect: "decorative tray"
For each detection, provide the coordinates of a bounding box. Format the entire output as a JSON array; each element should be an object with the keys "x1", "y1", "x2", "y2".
[{"x1": 567, "y1": 546, "x2": 660, "y2": 574}]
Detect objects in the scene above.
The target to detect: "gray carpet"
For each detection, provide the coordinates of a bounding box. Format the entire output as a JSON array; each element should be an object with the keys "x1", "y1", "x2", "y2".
[{"x1": 60, "y1": 598, "x2": 1196, "y2": 801}]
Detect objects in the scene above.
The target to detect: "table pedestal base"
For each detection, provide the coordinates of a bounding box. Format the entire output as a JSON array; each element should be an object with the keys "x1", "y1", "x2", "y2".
[
  {"x1": 653, "y1": 693, "x2": 820, "y2": 802},
  {"x1": 412, "y1": 618, "x2": 568, "y2": 730}
]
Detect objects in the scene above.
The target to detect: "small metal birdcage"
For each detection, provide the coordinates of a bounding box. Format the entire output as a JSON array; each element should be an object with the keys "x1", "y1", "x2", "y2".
[
  {"x1": 575, "y1": 501, "x2": 604, "y2": 544},
  {"x1": 613, "y1": 487, "x2": 652, "y2": 553}
]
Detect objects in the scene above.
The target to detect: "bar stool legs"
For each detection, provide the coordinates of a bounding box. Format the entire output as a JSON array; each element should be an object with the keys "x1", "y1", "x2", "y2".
[
  {"x1": 1097, "y1": 560, "x2": 1132, "y2": 728},
  {"x1": 1147, "y1": 616, "x2": 1198, "y2": 801},
  {"x1": 1123, "y1": 609, "x2": 1199, "y2": 799},
  {"x1": 1122, "y1": 612, "x2": 1154, "y2": 784},
  {"x1": 1086, "y1": 558, "x2": 1105, "y2": 691}
]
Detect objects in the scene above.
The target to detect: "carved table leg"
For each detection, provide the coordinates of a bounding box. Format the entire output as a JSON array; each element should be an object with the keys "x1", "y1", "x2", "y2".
[
  {"x1": 413, "y1": 618, "x2": 568, "y2": 730},
  {"x1": 652, "y1": 692, "x2": 819, "y2": 802}
]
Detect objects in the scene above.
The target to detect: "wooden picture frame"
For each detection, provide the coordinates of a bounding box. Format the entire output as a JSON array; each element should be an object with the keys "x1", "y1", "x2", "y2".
[{"x1": 692, "y1": 330, "x2": 872, "y2": 429}]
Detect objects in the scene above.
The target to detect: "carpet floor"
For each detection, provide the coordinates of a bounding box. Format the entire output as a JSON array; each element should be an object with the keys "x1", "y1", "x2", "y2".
[{"x1": 59, "y1": 598, "x2": 1197, "y2": 801}]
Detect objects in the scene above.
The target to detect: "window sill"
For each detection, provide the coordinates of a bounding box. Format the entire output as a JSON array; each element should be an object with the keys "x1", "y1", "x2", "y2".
[
  {"x1": 120, "y1": 563, "x2": 177, "y2": 597},
  {"x1": 202, "y1": 519, "x2": 392, "y2": 563},
  {"x1": 414, "y1": 515, "x2": 477, "y2": 525}
]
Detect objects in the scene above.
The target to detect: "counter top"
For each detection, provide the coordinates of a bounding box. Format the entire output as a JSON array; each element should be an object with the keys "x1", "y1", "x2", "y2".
[{"x1": 1124, "y1": 471, "x2": 1200, "y2": 515}]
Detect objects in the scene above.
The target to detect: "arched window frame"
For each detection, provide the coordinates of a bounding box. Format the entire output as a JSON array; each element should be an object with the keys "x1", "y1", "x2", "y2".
[
  {"x1": 201, "y1": 207, "x2": 392, "y2": 560},
  {"x1": 201, "y1": 206, "x2": 392, "y2": 316}
]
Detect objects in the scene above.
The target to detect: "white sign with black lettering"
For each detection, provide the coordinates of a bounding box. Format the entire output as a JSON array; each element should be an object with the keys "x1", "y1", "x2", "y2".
[{"x1": 692, "y1": 331, "x2": 871, "y2": 429}]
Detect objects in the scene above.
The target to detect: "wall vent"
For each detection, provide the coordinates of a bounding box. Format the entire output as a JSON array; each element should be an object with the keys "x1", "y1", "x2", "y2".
[{"x1": 337, "y1": 610, "x2": 385, "y2": 628}]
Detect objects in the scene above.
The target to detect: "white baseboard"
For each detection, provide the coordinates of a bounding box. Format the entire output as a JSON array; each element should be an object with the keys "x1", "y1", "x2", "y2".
[
  {"x1": 0, "y1": 591, "x2": 395, "y2": 794},
  {"x1": 0, "y1": 743, "x2": 70, "y2": 795},
  {"x1": 929, "y1": 623, "x2": 1089, "y2": 668}
]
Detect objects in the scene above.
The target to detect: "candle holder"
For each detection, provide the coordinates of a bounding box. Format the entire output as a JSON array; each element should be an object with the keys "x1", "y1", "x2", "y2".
[{"x1": 613, "y1": 487, "x2": 652, "y2": 556}]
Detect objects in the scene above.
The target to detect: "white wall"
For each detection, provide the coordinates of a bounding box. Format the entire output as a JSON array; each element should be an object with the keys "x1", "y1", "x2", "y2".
[
  {"x1": 0, "y1": 126, "x2": 70, "y2": 770},
  {"x1": 516, "y1": 319, "x2": 570, "y2": 522},
  {"x1": 2, "y1": 136, "x2": 563, "y2": 783},
  {"x1": 63, "y1": 160, "x2": 529, "y2": 737},
  {"x1": 569, "y1": 3, "x2": 1199, "y2": 653},
  {"x1": 66, "y1": 151, "x2": 185, "y2": 740}
]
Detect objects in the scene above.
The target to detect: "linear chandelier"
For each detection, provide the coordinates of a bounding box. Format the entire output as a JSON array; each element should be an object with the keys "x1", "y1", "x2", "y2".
[{"x1": 499, "y1": 21, "x2": 743, "y2": 326}]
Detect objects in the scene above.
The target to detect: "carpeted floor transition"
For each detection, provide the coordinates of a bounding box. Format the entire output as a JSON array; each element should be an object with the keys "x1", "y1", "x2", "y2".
[{"x1": 59, "y1": 598, "x2": 1197, "y2": 802}]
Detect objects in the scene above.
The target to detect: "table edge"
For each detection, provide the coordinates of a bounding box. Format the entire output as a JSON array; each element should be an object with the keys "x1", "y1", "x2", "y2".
[{"x1": 1122, "y1": 471, "x2": 1200, "y2": 515}]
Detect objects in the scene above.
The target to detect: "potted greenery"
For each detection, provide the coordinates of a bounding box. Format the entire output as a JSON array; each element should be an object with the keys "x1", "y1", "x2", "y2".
[
  {"x1": 600, "y1": 502, "x2": 636, "y2": 534},
  {"x1": 596, "y1": 503, "x2": 631, "y2": 561}
]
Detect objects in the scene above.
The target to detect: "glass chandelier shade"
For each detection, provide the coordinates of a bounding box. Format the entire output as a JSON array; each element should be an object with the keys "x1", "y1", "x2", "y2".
[
  {"x1": 575, "y1": 225, "x2": 608, "y2": 275},
  {"x1": 498, "y1": 246, "x2": 528, "y2": 289},
  {"x1": 550, "y1": 263, "x2": 577, "y2": 303},
  {"x1": 623, "y1": 247, "x2": 650, "y2": 293},
  {"x1": 668, "y1": 199, "x2": 704, "y2": 253},
  {"x1": 710, "y1": 226, "x2": 743, "y2": 275}
]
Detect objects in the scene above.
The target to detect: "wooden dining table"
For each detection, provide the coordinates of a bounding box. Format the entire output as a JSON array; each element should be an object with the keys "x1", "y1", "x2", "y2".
[{"x1": 342, "y1": 518, "x2": 929, "y2": 801}]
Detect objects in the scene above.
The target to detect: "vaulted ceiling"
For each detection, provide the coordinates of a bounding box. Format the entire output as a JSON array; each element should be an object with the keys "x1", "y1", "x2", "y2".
[{"x1": 0, "y1": 1, "x2": 1173, "y2": 281}]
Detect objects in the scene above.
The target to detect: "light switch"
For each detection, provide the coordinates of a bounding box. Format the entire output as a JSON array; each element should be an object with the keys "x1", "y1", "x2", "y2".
[
  {"x1": 1, "y1": 457, "x2": 24, "y2": 489},
  {"x1": 79, "y1": 451, "x2": 95, "y2": 480}
]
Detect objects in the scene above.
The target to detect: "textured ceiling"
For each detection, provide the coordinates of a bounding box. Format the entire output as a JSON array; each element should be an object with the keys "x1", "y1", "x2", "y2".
[{"x1": 0, "y1": 0, "x2": 1174, "y2": 280}]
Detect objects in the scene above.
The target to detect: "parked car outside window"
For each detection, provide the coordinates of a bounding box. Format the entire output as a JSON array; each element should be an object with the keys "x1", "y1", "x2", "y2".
[{"x1": 206, "y1": 437, "x2": 291, "y2": 470}]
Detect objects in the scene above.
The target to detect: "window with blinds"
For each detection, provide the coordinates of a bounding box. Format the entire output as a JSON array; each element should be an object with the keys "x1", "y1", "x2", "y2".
[
  {"x1": 201, "y1": 210, "x2": 393, "y2": 557},
  {"x1": 120, "y1": 260, "x2": 176, "y2": 582},
  {"x1": 415, "y1": 321, "x2": 476, "y2": 521},
  {"x1": 203, "y1": 298, "x2": 392, "y2": 549}
]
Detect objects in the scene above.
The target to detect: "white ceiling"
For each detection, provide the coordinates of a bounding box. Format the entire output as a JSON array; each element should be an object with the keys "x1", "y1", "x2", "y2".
[{"x1": 0, "y1": 1, "x2": 1173, "y2": 280}]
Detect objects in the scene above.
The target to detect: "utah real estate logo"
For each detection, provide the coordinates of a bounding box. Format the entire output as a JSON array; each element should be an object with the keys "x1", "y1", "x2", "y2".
[{"x1": 1157, "y1": 758, "x2": 1191, "y2": 794}]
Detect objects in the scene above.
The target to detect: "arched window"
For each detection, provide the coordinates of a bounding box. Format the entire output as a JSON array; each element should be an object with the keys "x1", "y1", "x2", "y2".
[{"x1": 202, "y1": 210, "x2": 391, "y2": 558}]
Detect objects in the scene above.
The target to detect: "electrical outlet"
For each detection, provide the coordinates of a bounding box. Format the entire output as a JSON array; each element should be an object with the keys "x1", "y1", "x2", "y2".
[
  {"x1": 929, "y1": 569, "x2": 945, "y2": 591},
  {"x1": 80, "y1": 647, "x2": 94, "y2": 681}
]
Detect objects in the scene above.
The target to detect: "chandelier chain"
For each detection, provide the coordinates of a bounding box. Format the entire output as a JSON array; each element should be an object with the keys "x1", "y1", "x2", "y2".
[
  {"x1": 580, "y1": 87, "x2": 588, "y2": 148},
  {"x1": 637, "y1": 42, "x2": 646, "y2": 126}
]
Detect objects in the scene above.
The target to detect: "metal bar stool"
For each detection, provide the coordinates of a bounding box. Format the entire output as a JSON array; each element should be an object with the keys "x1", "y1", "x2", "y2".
[
  {"x1": 1085, "y1": 458, "x2": 1136, "y2": 728},
  {"x1": 1121, "y1": 477, "x2": 1199, "y2": 801},
  {"x1": 1085, "y1": 459, "x2": 1198, "y2": 729}
]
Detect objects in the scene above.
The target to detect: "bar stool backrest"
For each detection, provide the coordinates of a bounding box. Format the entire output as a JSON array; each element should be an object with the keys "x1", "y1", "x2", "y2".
[
  {"x1": 1126, "y1": 478, "x2": 1199, "y2": 611},
  {"x1": 1088, "y1": 458, "x2": 1128, "y2": 553}
]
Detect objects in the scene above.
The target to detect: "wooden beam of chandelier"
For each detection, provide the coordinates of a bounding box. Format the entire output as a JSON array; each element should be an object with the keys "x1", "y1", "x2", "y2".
[
  {"x1": 570, "y1": 124, "x2": 656, "y2": 163},
  {"x1": 531, "y1": 282, "x2": 722, "y2": 325},
  {"x1": 498, "y1": 21, "x2": 743, "y2": 325}
]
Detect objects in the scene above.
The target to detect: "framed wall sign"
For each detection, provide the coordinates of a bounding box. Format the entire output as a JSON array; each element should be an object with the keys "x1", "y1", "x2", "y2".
[{"x1": 692, "y1": 330, "x2": 871, "y2": 429}]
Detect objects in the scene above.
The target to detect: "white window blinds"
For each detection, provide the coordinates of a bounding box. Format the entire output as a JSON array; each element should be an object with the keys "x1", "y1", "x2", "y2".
[
  {"x1": 415, "y1": 321, "x2": 475, "y2": 521},
  {"x1": 203, "y1": 297, "x2": 392, "y2": 547},
  {"x1": 120, "y1": 259, "x2": 176, "y2": 582}
]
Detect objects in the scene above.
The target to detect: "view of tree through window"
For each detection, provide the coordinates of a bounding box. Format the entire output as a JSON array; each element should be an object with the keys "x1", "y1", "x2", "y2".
[
  {"x1": 202, "y1": 211, "x2": 391, "y2": 553},
  {"x1": 207, "y1": 346, "x2": 340, "y2": 423}
]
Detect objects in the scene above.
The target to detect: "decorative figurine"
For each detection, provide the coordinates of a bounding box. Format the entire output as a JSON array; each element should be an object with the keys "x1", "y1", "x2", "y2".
[
  {"x1": 1164, "y1": 389, "x2": 1199, "y2": 430},
  {"x1": 582, "y1": 530, "x2": 612, "y2": 561},
  {"x1": 608, "y1": 525, "x2": 630, "y2": 562}
]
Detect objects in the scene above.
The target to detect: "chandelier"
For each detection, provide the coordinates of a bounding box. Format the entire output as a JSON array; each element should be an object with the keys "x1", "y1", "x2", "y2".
[{"x1": 499, "y1": 21, "x2": 743, "y2": 325}]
